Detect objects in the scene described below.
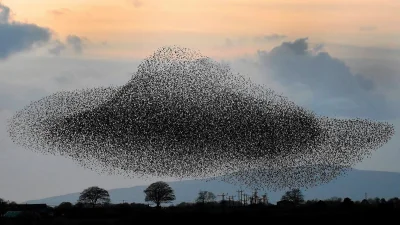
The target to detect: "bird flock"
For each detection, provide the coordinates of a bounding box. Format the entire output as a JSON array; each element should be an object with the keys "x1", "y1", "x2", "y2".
[{"x1": 7, "y1": 46, "x2": 395, "y2": 191}]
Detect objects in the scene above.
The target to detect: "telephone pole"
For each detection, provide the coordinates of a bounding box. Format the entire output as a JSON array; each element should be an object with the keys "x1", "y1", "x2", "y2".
[
  {"x1": 227, "y1": 196, "x2": 235, "y2": 206},
  {"x1": 237, "y1": 190, "x2": 243, "y2": 206},
  {"x1": 243, "y1": 194, "x2": 248, "y2": 206},
  {"x1": 252, "y1": 189, "x2": 259, "y2": 204},
  {"x1": 218, "y1": 193, "x2": 227, "y2": 202},
  {"x1": 262, "y1": 194, "x2": 268, "y2": 205}
]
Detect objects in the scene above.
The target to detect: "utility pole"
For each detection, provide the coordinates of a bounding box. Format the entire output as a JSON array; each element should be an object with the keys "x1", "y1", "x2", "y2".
[
  {"x1": 227, "y1": 196, "x2": 235, "y2": 206},
  {"x1": 237, "y1": 190, "x2": 243, "y2": 206},
  {"x1": 218, "y1": 193, "x2": 227, "y2": 202},
  {"x1": 252, "y1": 189, "x2": 259, "y2": 204}
]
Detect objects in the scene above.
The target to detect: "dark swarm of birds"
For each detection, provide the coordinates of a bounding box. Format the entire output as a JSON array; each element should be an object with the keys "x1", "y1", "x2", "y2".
[{"x1": 7, "y1": 46, "x2": 395, "y2": 191}]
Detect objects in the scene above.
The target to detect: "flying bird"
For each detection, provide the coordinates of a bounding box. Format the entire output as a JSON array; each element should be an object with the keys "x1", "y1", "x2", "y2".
[{"x1": 7, "y1": 46, "x2": 395, "y2": 190}]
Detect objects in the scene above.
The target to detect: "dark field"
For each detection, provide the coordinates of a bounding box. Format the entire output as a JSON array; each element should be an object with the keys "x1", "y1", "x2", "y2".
[{"x1": 2, "y1": 201, "x2": 400, "y2": 225}]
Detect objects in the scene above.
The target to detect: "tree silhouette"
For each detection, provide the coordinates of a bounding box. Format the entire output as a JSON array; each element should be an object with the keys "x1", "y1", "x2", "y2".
[
  {"x1": 328, "y1": 196, "x2": 342, "y2": 202},
  {"x1": 342, "y1": 197, "x2": 354, "y2": 207},
  {"x1": 281, "y1": 188, "x2": 304, "y2": 206},
  {"x1": 78, "y1": 186, "x2": 110, "y2": 208},
  {"x1": 57, "y1": 202, "x2": 73, "y2": 209},
  {"x1": 0, "y1": 198, "x2": 7, "y2": 210},
  {"x1": 388, "y1": 197, "x2": 399, "y2": 203},
  {"x1": 144, "y1": 181, "x2": 176, "y2": 208},
  {"x1": 195, "y1": 191, "x2": 216, "y2": 204}
]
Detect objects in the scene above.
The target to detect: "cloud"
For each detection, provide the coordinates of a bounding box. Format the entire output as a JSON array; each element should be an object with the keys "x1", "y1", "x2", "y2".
[
  {"x1": 254, "y1": 34, "x2": 287, "y2": 42},
  {"x1": 49, "y1": 8, "x2": 71, "y2": 16},
  {"x1": 311, "y1": 43, "x2": 325, "y2": 54},
  {"x1": 360, "y1": 26, "x2": 377, "y2": 31},
  {"x1": 48, "y1": 35, "x2": 89, "y2": 56},
  {"x1": 66, "y1": 35, "x2": 86, "y2": 54},
  {"x1": 344, "y1": 57, "x2": 400, "y2": 91},
  {"x1": 0, "y1": 4, "x2": 52, "y2": 60},
  {"x1": 0, "y1": 3, "x2": 10, "y2": 23},
  {"x1": 48, "y1": 40, "x2": 66, "y2": 56},
  {"x1": 0, "y1": 56, "x2": 139, "y2": 112},
  {"x1": 221, "y1": 34, "x2": 286, "y2": 49},
  {"x1": 255, "y1": 38, "x2": 396, "y2": 119},
  {"x1": 132, "y1": 0, "x2": 143, "y2": 8}
]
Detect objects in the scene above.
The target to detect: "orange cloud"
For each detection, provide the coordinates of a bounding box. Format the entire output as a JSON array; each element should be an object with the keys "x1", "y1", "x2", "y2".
[{"x1": 49, "y1": 8, "x2": 71, "y2": 16}]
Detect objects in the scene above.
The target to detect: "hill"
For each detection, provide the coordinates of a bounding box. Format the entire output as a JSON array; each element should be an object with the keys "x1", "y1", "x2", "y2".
[{"x1": 25, "y1": 169, "x2": 400, "y2": 206}]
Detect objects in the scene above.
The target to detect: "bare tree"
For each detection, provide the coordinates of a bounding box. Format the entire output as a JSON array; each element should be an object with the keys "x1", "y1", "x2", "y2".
[
  {"x1": 144, "y1": 181, "x2": 175, "y2": 208},
  {"x1": 78, "y1": 186, "x2": 110, "y2": 208},
  {"x1": 196, "y1": 191, "x2": 216, "y2": 204},
  {"x1": 281, "y1": 188, "x2": 304, "y2": 206}
]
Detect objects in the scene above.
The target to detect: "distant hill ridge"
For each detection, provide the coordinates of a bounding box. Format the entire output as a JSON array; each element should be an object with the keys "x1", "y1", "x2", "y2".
[{"x1": 25, "y1": 169, "x2": 400, "y2": 206}]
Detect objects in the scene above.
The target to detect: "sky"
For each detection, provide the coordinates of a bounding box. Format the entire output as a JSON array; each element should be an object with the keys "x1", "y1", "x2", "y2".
[{"x1": 0, "y1": 0, "x2": 399, "y2": 203}]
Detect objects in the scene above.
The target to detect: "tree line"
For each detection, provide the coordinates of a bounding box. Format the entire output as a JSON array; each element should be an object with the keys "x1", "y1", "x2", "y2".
[
  {"x1": 3, "y1": 180, "x2": 400, "y2": 211},
  {"x1": 3, "y1": 181, "x2": 400, "y2": 224}
]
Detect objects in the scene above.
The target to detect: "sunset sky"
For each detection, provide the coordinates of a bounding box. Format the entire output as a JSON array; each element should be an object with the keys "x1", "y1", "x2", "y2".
[
  {"x1": 3, "y1": 0, "x2": 400, "y2": 58},
  {"x1": 0, "y1": 0, "x2": 400, "y2": 203}
]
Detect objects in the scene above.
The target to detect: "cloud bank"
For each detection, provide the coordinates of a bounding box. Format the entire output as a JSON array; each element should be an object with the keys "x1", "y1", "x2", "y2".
[
  {"x1": 256, "y1": 38, "x2": 395, "y2": 119},
  {"x1": 48, "y1": 35, "x2": 88, "y2": 56},
  {"x1": 66, "y1": 35, "x2": 85, "y2": 54},
  {"x1": 48, "y1": 40, "x2": 66, "y2": 56},
  {"x1": 0, "y1": 4, "x2": 51, "y2": 60}
]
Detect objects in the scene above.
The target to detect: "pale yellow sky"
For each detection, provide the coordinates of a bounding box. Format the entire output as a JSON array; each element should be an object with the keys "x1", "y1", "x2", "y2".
[{"x1": 3, "y1": 0, "x2": 400, "y2": 58}]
